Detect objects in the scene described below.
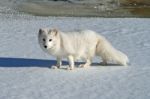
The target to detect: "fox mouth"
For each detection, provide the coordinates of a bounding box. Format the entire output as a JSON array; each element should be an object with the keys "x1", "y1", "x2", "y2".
[{"x1": 43, "y1": 45, "x2": 54, "y2": 50}]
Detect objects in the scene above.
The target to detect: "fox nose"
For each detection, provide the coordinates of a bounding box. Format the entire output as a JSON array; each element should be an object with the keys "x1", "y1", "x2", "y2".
[{"x1": 44, "y1": 45, "x2": 47, "y2": 48}]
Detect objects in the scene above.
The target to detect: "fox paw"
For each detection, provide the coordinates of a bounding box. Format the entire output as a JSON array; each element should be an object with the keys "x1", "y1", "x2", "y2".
[
  {"x1": 79, "y1": 64, "x2": 90, "y2": 68},
  {"x1": 67, "y1": 66, "x2": 74, "y2": 70},
  {"x1": 51, "y1": 65, "x2": 59, "y2": 69}
]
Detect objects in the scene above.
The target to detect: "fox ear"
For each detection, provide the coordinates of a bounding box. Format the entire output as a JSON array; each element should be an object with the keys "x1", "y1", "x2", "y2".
[
  {"x1": 39, "y1": 28, "x2": 43, "y2": 35},
  {"x1": 52, "y1": 29, "x2": 58, "y2": 36}
]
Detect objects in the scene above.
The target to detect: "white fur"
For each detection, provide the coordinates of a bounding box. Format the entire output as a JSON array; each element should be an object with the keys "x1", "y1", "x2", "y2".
[{"x1": 38, "y1": 28, "x2": 129, "y2": 70}]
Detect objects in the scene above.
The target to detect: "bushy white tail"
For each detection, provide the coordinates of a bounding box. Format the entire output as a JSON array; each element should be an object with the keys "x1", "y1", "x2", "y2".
[{"x1": 96, "y1": 35, "x2": 129, "y2": 66}]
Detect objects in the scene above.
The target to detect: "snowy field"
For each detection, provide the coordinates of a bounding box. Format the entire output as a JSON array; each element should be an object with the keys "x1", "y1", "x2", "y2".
[{"x1": 0, "y1": 13, "x2": 150, "y2": 99}]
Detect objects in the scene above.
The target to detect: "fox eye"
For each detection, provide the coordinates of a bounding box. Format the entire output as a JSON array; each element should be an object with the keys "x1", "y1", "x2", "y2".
[
  {"x1": 43, "y1": 38, "x2": 45, "y2": 41},
  {"x1": 49, "y1": 39, "x2": 52, "y2": 42}
]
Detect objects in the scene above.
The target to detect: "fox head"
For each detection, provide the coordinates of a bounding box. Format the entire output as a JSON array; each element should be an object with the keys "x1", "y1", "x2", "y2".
[{"x1": 38, "y1": 28, "x2": 59, "y2": 50}]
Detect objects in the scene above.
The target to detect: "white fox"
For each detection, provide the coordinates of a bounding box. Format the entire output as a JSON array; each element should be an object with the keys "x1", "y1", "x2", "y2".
[{"x1": 38, "y1": 28, "x2": 129, "y2": 70}]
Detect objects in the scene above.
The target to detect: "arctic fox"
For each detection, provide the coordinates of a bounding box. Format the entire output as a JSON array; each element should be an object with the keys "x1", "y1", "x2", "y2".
[{"x1": 38, "y1": 28, "x2": 129, "y2": 70}]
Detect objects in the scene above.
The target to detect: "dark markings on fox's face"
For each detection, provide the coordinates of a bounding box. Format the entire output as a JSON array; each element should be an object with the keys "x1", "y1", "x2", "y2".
[{"x1": 38, "y1": 28, "x2": 58, "y2": 50}]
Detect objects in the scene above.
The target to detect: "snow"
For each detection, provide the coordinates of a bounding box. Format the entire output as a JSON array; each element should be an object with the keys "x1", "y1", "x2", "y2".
[{"x1": 0, "y1": 13, "x2": 150, "y2": 99}]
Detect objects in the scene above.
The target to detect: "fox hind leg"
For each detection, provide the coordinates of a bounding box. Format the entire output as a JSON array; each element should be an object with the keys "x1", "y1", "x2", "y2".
[
  {"x1": 79, "y1": 58, "x2": 92, "y2": 68},
  {"x1": 100, "y1": 58, "x2": 108, "y2": 65}
]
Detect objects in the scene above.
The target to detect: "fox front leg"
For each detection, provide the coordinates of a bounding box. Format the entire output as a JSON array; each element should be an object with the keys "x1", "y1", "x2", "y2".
[
  {"x1": 56, "y1": 57, "x2": 62, "y2": 68},
  {"x1": 51, "y1": 57, "x2": 62, "y2": 69},
  {"x1": 67, "y1": 55, "x2": 75, "y2": 70}
]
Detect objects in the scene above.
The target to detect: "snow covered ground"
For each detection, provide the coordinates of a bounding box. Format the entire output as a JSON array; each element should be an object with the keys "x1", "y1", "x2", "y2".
[{"x1": 0, "y1": 13, "x2": 150, "y2": 99}]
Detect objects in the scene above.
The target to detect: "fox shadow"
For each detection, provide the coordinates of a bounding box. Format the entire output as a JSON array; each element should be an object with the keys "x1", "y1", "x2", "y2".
[
  {"x1": 0, "y1": 57, "x2": 121, "y2": 68},
  {"x1": 0, "y1": 57, "x2": 57, "y2": 68}
]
